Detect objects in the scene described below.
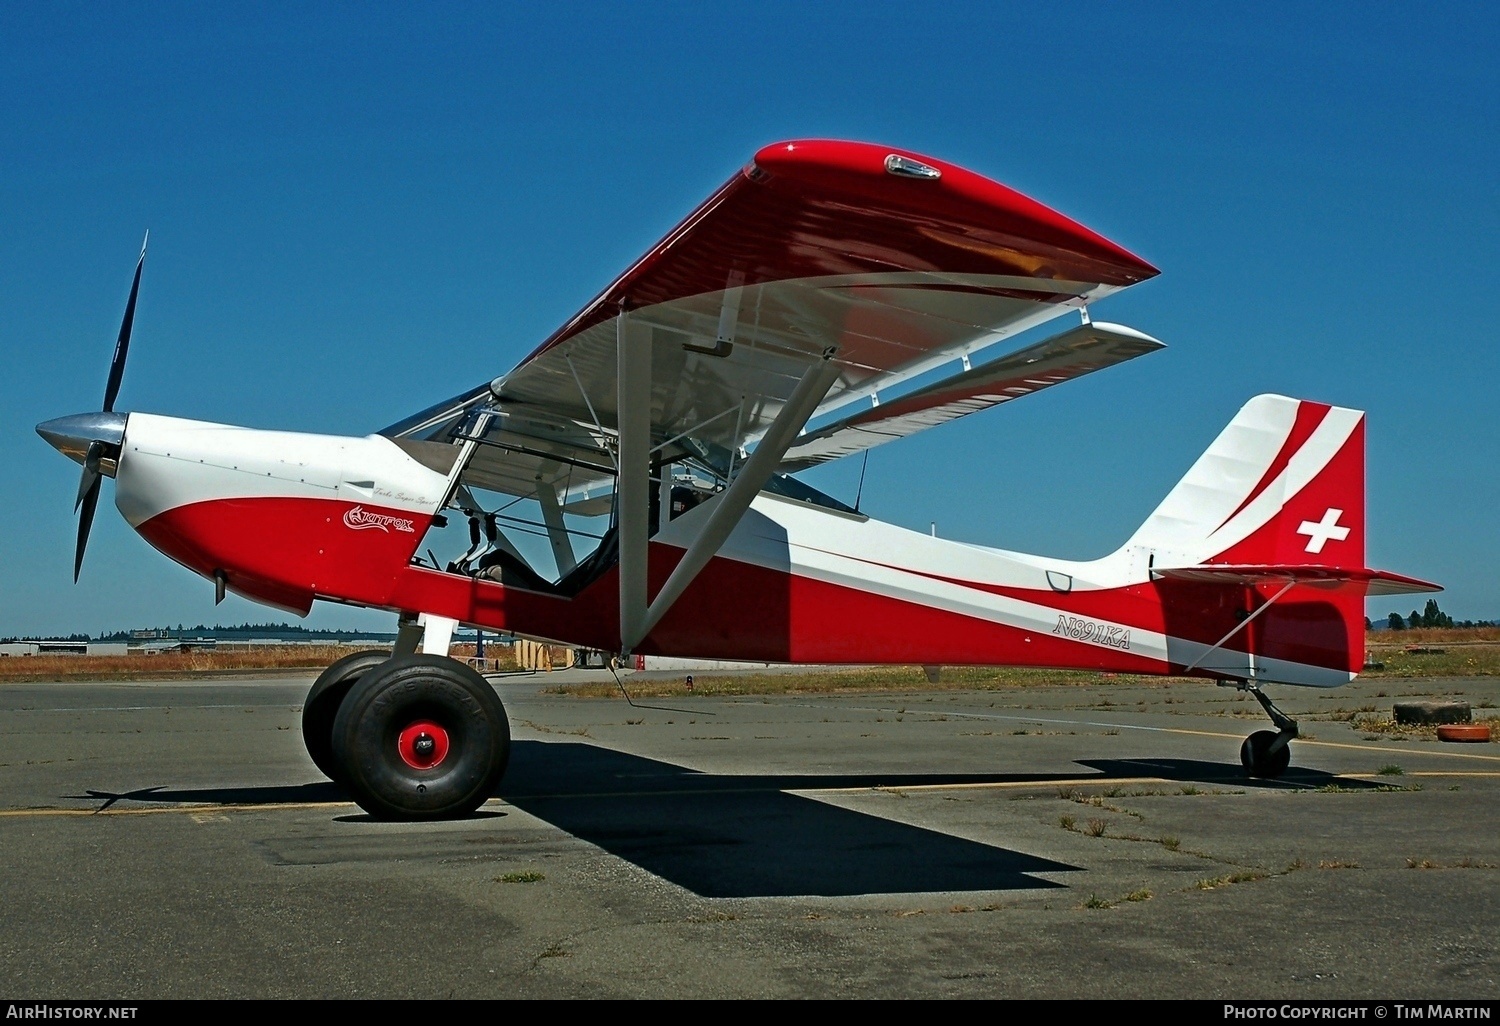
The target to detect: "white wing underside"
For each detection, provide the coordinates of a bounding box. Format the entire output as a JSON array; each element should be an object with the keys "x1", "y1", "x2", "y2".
[{"x1": 385, "y1": 275, "x2": 1157, "y2": 503}]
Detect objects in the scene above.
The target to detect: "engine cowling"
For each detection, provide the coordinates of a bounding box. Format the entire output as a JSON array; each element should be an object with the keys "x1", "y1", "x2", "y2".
[{"x1": 115, "y1": 413, "x2": 451, "y2": 614}]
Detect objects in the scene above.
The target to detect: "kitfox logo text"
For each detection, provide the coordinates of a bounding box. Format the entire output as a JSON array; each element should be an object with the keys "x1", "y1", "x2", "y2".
[
  {"x1": 343, "y1": 505, "x2": 416, "y2": 534},
  {"x1": 1053, "y1": 614, "x2": 1131, "y2": 651}
]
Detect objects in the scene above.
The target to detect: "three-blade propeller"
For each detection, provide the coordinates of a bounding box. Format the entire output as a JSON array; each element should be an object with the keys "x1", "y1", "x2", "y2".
[{"x1": 38, "y1": 233, "x2": 147, "y2": 581}]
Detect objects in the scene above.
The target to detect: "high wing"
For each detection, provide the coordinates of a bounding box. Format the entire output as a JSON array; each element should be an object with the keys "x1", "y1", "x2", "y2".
[
  {"x1": 778, "y1": 320, "x2": 1163, "y2": 471},
  {"x1": 382, "y1": 139, "x2": 1158, "y2": 501}
]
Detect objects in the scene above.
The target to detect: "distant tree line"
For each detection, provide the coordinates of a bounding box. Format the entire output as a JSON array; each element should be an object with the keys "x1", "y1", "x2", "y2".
[
  {"x1": 0, "y1": 632, "x2": 91, "y2": 643},
  {"x1": 94, "y1": 621, "x2": 393, "y2": 641},
  {"x1": 3, "y1": 622, "x2": 392, "y2": 644},
  {"x1": 1381, "y1": 599, "x2": 1492, "y2": 631}
]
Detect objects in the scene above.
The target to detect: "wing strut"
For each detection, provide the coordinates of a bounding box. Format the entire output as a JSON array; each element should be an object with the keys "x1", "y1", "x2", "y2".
[
  {"x1": 617, "y1": 309, "x2": 653, "y2": 652},
  {"x1": 628, "y1": 346, "x2": 843, "y2": 651},
  {"x1": 535, "y1": 474, "x2": 577, "y2": 577}
]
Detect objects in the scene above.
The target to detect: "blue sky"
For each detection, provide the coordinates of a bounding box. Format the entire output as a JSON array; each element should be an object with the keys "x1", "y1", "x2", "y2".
[{"x1": 1, "y1": 2, "x2": 1495, "y2": 636}]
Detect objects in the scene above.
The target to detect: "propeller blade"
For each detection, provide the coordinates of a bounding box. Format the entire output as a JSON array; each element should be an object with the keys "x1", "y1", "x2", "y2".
[
  {"x1": 74, "y1": 473, "x2": 102, "y2": 582},
  {"x1": 102, "y1": 231, "x2": 148, "y2": 414},
  {"x1": 73, "y1": 440, "x2": 106, "y2": 511},
  {"x1": 73, "y1": 465, "x2": 99, "y2": 513}
]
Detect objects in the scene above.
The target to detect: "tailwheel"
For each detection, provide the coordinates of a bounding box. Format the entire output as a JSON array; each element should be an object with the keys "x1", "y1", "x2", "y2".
[
  {"x1": 302, "y1": 649, "x2": 391, "y2": 783},
  {"x1": 1240, "y1": 729, "x2": 1292, "y2": 779},
  {"x1": 331, "y1": 654, "x2": 510, "y2": 820},
  {"x1": 1237, "y1": 680, "x2": 1298, "y2": 779}
]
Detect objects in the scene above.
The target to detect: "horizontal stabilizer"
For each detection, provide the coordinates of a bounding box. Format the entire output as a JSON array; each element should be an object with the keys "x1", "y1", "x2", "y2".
[
  {"x1": 1153, "y1": 564, "x2": 1441, "y2": 596},
  {"x1": 780, "y1": 320, "x2": 1163, "y2": 471}
]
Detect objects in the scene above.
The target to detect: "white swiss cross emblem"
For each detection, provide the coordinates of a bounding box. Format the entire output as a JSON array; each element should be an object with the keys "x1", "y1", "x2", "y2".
[{"x1": 1297, "y1": 508, "x2": 1350, "y2": 554}]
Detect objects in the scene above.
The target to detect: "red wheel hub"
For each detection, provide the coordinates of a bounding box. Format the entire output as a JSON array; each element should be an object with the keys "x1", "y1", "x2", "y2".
[{"x1": 397, "y1": 720, "x2": 450, "y2": 769}]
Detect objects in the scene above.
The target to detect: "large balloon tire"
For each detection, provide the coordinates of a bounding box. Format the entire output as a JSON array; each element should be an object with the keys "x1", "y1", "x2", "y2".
[
  {"x1": 331, "y1": 654, "x2": 510, "y2": 821},
  {"x1": 302, "y1": 650, "x2": 391, "y2": 783}
]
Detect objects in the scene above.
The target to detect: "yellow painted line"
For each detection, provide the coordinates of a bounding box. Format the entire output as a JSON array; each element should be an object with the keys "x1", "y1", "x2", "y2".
[
  {"x1": 1294, "y1": 738, "x2": 1500, "y2": 762},
  {"x1": 3, "y1": 767, "x2": 1493, "y2": 817},
  {"x1": 817, "y1": 776, "x2": 1182, "y2": 795},
  {"x1": 0, "y1": 801, "x2": 353, "y2": 818},
  {"x1": 0, "y1": 791, "x2": 783, "y2": 817},
  {"x1": 1119, "y1": 726, "x2": 1499, "y2": 762},
  {"x1": 1050, "y1": 721, "x2": 1500, "y2": 763},
  {"x1": 1141, "y1": 727, "x2": 1244, "y2": 740},
  {"x1": 823, "y1": 770, "x2": 1500, "y2": 796},
  {"x1": 503, "y1": 786, "x2": 820, "y2": 801},
  {"x1": 437, "y1": 771, "x2": 1500, "y2": 801},
  {"x1": 1392, "y1": 771, "x2": 1500, "y2": 778},
  {"x1": 925, "y1": 705, "x2": 1500, "y2": 764},
  {"x1": 6, "y1": 758, "x2": 1497, "y2": 819}
]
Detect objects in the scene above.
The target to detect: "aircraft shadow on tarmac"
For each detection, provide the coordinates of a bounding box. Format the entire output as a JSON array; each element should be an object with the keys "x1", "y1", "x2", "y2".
[
  {"x1": 70, "y1": 743, "x2": 1372, "y2": 898},
  {"x1": 1074, "y1": 757, "x2": 1392, "y2": 791},
  {"x1": 498, "y1": 741, "x2": 1077, "y2": 898}
]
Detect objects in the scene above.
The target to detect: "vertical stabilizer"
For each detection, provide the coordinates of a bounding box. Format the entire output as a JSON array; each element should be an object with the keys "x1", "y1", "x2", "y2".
[
  {"x1": 1128, "y1": 394, "x2": 1365, "y2": 572},
  {"x1": 1133, "y1": 395, "x2": 1369, "y2": 686}
]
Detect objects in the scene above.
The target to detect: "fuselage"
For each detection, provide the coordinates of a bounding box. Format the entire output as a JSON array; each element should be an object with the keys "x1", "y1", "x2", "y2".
[{"x1": 93, "y1": 412, "x2": 1361, "y2": 686}]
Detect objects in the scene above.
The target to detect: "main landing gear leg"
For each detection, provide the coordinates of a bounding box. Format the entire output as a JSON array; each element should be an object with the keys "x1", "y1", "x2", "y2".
[{"x1": 1237, "y1": 680, "x2": 1298, "y2": 779}]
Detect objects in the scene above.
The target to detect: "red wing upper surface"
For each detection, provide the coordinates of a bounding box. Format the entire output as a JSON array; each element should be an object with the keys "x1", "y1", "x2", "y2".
[{"x1": 384, "y1": 140, "x2": 1158, "y2": 498}]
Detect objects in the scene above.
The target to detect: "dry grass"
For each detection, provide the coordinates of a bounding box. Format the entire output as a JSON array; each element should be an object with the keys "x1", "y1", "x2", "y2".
[
  {"x1": 0, "y1": 646, "x2": 371, "y2": 682},
  {"x1": 1360, "y1": 646, "x2": 1500, "y2": 678},
  {"x1": 448, "y1": 644, "x2": 520, "y2": 671},
  {"x1": 0, "y1": 642, "x2": 523, "y2": 682},
  {"x1": 1193, "y1": 870, "x2": 1270, "y2": 890},
  {"x1": 1370, "y1": 627, "x2": 1500, "y2": 644},
  {"x1": 7, "y1": 626, "x2": 1493, "y2": 687},
  {"x1": 1405, "y1": 857, "x2": 1496, "y2": 870},
  {"x1": 1080, "y1": 887, "x2": 1152, "y2": 911},
  {"x1": 1353, "y1": 714, "x2": 1496, "y2": 743},
  {"x1": 553, "y1": 664, "x2": 1164, "y2": 698},
  {"x1": 1363, "y1": 627, "x2": 1500, "y2": 677},
  {"x1": 1354, "y1": 714, "x2": 1435, "y2": 739}
]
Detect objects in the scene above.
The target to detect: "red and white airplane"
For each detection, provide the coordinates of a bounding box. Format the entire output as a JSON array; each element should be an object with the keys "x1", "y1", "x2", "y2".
[{"x1": 39, "y1": 140, "x2": 1438, "y2": 819}]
